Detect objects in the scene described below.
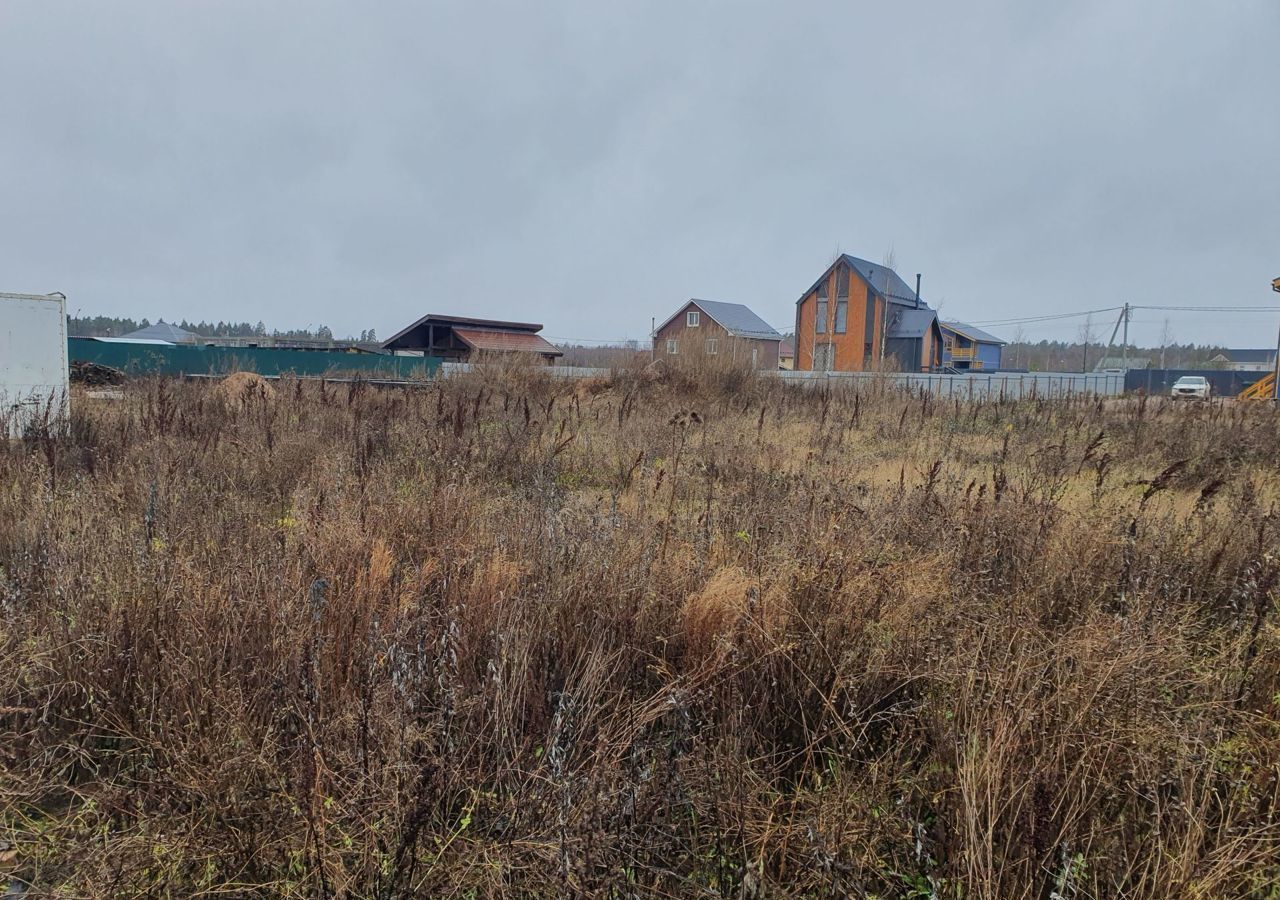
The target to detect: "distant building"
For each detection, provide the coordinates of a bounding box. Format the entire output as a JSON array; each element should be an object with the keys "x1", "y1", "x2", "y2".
[
  {"x1": 794, "y1": 255, "x2": 943, "y2": 373},
  {"x1": 120, "y1": 321, "x2": 200, "y2": 344},
  {"x1": 652, "y1": 300, "x2": 783, "y2": 370},
  {"x1": 939, "y1": 321, "x2": 1006, "y2": 370},
  {"x1": 1208, "y1": 349, "x2": 1278, "y2": 372},
  {"x1": 381, "y1": 314, "x2": 562, "y2": 363},
  {"x1": 1093, "y1": 356, "x2": 1152, "y2": 372},
  {"x1": 778, "y1": 338, "x2": 795, "y2": 370}
]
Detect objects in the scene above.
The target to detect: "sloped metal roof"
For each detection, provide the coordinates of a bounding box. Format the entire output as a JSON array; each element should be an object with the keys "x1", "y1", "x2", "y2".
[
  {"x1": 89, "y1": 337, "x2": 176, "y2": 346},
  {"x1": 454, "y1": 328, "x2": 562, "y2": 356},
  {"x1": 120, "y1": 322, "x2": 199, "y2": 343},
  {"x1": 841, "y1": 255, "x2": 923, "y2": 307},
  {"x1": 885, "y1": 306, "x2": 938, "y2": 339},
  {"x1": 941, "y1": 321, "x2": 1007, "y2": 345},
  {"x1": 382, "y1": 314, "x2": 548, "y2": 350},
  {"x1": 1093, "y1": 357, "x2": 1151, "y2": 371},
  {"x1": 688, "y1": 300, "x2": 783, "y2": 340},
  {"x1": 1216, "y1": 348, "x2": 1277, "y2": 363}
]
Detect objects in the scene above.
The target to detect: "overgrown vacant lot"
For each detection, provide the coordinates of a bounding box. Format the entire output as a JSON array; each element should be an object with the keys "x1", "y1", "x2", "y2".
[{"x1": 2, "y1": 369, "x2": 1279, "y2": 897}]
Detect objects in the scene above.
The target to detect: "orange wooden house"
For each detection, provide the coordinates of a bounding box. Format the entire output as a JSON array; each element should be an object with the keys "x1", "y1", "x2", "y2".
[{"x1": 793, "y1": 255, "x2": 944, "y2": 373}]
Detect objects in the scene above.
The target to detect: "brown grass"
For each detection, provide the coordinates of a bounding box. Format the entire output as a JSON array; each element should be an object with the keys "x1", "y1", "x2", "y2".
[
  {"x1": 212, "y1": 371, "x2": 277, "y2": 411},
  {"x1": 1, "y1": 372, "x2": 1279, "y2": 897}
]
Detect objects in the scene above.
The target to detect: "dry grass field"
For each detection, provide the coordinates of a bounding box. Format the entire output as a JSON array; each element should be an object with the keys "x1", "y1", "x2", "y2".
[{"x1": 2, "y1": 365, "x2": 1279, "y2": 897}]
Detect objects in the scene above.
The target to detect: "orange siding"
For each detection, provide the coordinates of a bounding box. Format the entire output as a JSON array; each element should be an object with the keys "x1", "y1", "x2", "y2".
[{"x1": 796, "y1": 265, "x2": 882, "y2": 372}]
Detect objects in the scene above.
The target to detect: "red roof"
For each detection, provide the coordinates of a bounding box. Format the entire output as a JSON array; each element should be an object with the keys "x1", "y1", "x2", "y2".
[{"x1": 454, "y1": 328, "x2": 562, "y2": 357}]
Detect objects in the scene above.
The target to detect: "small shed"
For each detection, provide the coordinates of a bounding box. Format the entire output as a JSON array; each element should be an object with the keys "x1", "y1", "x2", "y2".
[
  {"x1": 381, "y1": 315, "x2": 562, "y2": 363},
  {"x1": 885, "y1": 307, "x2": 944, "y2": 372}
]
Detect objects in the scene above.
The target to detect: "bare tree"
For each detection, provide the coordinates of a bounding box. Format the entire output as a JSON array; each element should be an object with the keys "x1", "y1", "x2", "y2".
[
  {"x1": 1078, "y1": 315, "x2": 1097, "y2": 373},
  {"x1": 1159, "y1": 317, "x2": 1173, "y2": 369}
]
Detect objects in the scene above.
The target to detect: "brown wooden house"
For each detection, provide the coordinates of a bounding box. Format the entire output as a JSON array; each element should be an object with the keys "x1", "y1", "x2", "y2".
[
  {"x1": 794, "y1": 255, "x2": 943, "y2": 373},
  {"x1": 653, "y1": 300, "x2": 783, "y2": 370}
]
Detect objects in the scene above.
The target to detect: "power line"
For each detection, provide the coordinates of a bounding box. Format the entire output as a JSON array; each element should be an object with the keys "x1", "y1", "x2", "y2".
[
  {"x1": 967, "y1": 307, "x2": 1122, "y2": 327},
  {"x1": 1134, "y1": 305, "x2": 1280, "y2": 312},
  {"x1": 545, "y1": 335, "x2": 652, "y2": 345},
  {"x1": 969, "y1": 304, "x2": 1280, "y2": 328}
]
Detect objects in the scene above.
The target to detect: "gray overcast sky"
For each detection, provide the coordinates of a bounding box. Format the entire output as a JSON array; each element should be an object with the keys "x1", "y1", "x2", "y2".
[{"x1": 2, "y1": 0, "x2": 1277, "y2": 346}]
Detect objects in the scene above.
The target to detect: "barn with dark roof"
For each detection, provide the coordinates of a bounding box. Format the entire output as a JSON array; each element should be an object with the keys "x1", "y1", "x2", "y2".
[{"x1": 381, "y1": 315, "x2": 562, "y2": 363}]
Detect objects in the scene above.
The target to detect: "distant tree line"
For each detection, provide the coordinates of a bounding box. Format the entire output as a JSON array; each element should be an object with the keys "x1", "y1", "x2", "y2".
[
  {"x1": 67, "y1": 315, "x2": 377, "y2": 342},
  {"x1": 1002, "y1": 340, "x2": 1229, "y2": 372}
]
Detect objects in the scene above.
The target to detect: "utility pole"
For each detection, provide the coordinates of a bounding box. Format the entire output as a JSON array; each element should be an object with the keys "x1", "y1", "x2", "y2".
[
  {"x1": 1101, "y1": 306, "x2": 1125, "y2": 371},
  {"x1": 1121, "y1": 303, "x2": 1130, "y2": 371}
]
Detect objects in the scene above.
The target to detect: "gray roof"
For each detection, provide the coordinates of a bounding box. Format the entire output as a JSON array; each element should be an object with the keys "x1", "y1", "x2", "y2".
[
  {"x1": 885, "y1": 306, "x2": 938, "y2": 339},
  {"x1": 1093, "y1": 356, "x2": 1151, "y2": 371},
  {"x1": 1214, "y1": 348, "x2": 1277, "y2": 363},
  {"x1": 841, "y1": 255, "x2": 924, "y2": 307},
  {"x1": 121, "y1": 321, "x2": 199, "y2": 343},
  {"x1": 941, "y1": 321, "x2": 1007, "y2": 345},
  {"x1": 687, "y1": 300, "x2": 782, "y2": 340}
]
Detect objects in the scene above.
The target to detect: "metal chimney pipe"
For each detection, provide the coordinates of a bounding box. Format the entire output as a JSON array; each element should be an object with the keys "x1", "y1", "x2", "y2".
[{"x1": 914, "y1": 274, "x2": 921, "y2": 308}]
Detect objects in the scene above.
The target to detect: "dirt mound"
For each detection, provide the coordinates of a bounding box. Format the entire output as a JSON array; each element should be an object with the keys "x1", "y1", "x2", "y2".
[
  {"x1": 213, "y1": 372, "x2": 276, "y2": 410},
  {"x1": 70, "y1": 360, "x2": 125, "y2": 386}
]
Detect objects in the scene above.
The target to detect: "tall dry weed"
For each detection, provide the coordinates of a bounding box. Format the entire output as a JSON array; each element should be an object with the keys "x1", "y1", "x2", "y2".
[{"x1": 0, "y1": 374, "x2": 1277, "y2": 897}]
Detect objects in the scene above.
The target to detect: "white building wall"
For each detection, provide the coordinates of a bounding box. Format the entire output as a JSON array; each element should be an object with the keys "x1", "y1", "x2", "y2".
[{"x1": 1, "y1": 292, "x2": 69, "y2": 437}]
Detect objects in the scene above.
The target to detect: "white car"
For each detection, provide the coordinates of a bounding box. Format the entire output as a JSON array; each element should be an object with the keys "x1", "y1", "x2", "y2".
[{"x1": 1171, "y1": 376, "x2": 1210, "y2": 400}]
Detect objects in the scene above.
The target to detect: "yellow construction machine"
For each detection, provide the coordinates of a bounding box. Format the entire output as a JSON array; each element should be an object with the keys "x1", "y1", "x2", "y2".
[
  {"x1": 1239, "y1": 371, "x2": 1275, "y2": 400},
  {"x1": 1240, "y1": 277, "x2": 1280, "y2": 400}
]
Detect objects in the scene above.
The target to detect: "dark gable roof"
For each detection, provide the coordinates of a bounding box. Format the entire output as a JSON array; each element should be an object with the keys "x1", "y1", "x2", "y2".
[
  {"x1": 656, "y1": 300, "x2": 782, "y2": 341},
  {"x1": 1216, "y1": 348, "x2": 1277, "y2": 363},
  {"x1": 453, "y1": 328, "x2": 562, "y2": 357},
  {"x1": 796, "y1": 255, "x2": 927, "y2": 309},
  {"x1": 941, "y1": 321, "x2": 1007, "y2": 345},
  {"x1": 382, "y1": 314, "x2": 546, "y2": 350},
  {"x1": 840, "y1": 256, "x2": 923, "y2": 307},
  {"x1": 885, "y1": 306, "x2": 938, "y2": 339}
]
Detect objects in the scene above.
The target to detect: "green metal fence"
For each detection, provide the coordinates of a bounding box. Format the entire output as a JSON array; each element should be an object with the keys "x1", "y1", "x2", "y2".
[{"x1": 68, "y1": 338, "x2": 439, "y2": 380}]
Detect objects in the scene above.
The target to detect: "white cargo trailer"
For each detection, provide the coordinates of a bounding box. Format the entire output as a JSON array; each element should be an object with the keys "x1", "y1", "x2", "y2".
[{"x1": 1, "y1": 291, "x2": 69, "y2": 438}]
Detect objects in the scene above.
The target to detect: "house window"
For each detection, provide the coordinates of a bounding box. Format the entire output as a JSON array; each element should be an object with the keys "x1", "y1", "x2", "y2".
[
  {"x1": 687, "y1": 310, "x2": 700, "y2": 327},
  {"x1": 836, "y1": 266, "x2": 849, "y2": 300},
  {"x1": 706, "y1": 338, "x2": 717, "y2": 355},
  {"x1": 835, "y1": 300, "x2": 848, "y2": 334},
  {"x1": 816, "y1": 299, "x2": 827, "y2": 334},
  {"x1": 666, "y1": 339, "x2": 678, "y2": 355},
  {"x1": 751, "y1": 346, "x2": 759, "y2": 367}
]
